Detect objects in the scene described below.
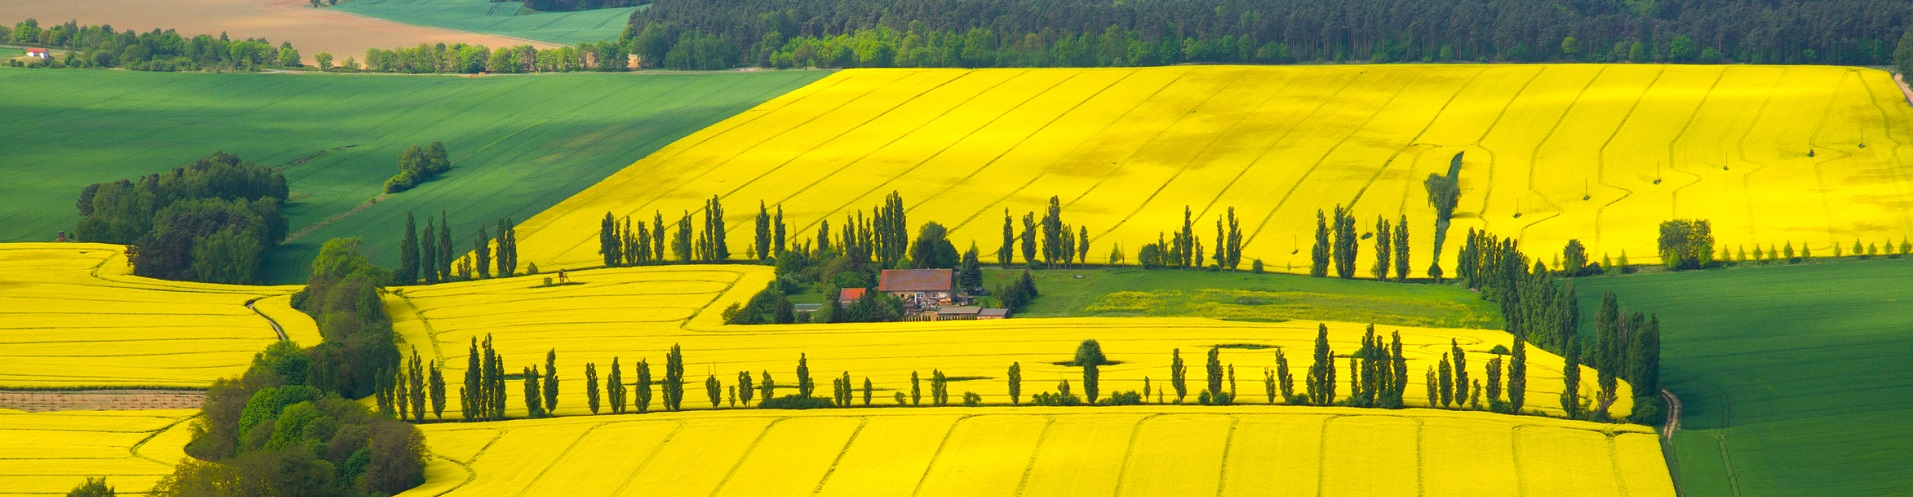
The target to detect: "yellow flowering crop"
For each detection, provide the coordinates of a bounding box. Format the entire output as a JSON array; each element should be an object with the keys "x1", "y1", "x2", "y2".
[
  {"x1": 400, "y1": 406, "x2": 1673, "y2": 497},
  {"x1": 0, "y1": 408, "x2": 196, "y2": 496},
  {"x1": 390, "y1": 265, "x2": 1631, "y2": 421},
  {"x1": 508, "y1": 64, "x2": 1913, "y2": 275},
  {"x1": 0, "y1": 243, "x2": 317, "y2": 388}
]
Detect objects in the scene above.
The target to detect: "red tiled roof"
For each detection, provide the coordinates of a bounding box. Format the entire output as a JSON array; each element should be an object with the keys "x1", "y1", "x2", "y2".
[
  {"x1": 878, "y1": 269, "x2": 953, "y2": 292},
  {"x1": 26, "y1": 48, "x2": 46, "y2": 53},
  {"x1": 838, "y1": 288, "x2": 867, "y2": 301}
]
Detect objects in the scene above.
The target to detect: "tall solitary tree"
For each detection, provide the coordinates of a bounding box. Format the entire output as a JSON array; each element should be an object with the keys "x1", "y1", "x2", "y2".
[
  {"x1": 1008, "y1": 362, "x2": 1022, "y2": 405},
  {"x1": 428, "y1": 362, "x2": 445, "y2": 420},
  {"x1": 635, "y1": 359, "x2": 654, "y2": 413},
  {"x1": 1392, "y1": 216, "x2": 1410, "y2": 281},
  {"x1": 1075, "y1": 340, "x2": 1106, "y2": 403},
  {"x1": 796, "y1": 353, "x2": 815, "y2": 398},
  {"x1": 1372, "y1": 216, "x2": 1392, "y2": 280},
  {"x1": 421, "y1": 217, "x2": 439, "y2": 284},
  {"x1": 1425, "y1": 157, "x2": 1462, "y2": 279},
  {"x1": 585, "y1": 362, "x2": 601, "y2": 414},
  {"x1": 1311, "y1": 210, "x2": 1331, "y2": 277},
  {"x1": 543, "y1": 349, "x2": 559, "y2": 414},
  {"x1": 1000, "y1": 210, "x2": 1015, "y2": 268},
  {"x1": 663, "y1": 344, "x2": 684, "y2": 411},
  {"x1": 1170, "y1": 348, "x2": 1188, "y2": 403}
]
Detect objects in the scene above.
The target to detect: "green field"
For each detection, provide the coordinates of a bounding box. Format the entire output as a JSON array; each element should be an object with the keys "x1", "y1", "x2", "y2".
[
  {"x1": 0, "y1": 47, "x2": 22, "y2": 58},
  {"x1": 1567, "y1": 260, "x2": 1913, "y2": 496},
  {"x1": 334, "y1": 0, "x2": 639, "y2": 45},
  {"x1": 982, "y1": 267, "x2": 1503, "y2": 329},
  {"x1": 0, "y1": 68, "x2": 826, "y2": 282}
]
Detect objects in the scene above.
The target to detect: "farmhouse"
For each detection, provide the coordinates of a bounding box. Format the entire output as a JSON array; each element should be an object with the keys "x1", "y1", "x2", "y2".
[
  {"x1": 878, "y1": 269, "x2": 955, "y2": 307},
  {"x1": 837, "y1": 287, "x2": 866, "y2": 305},
  {"x1": 26, "y1": 48, "x2": 48, "y2": 59}
]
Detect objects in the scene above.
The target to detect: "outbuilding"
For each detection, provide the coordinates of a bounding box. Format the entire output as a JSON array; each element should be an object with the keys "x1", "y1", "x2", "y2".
[{"x1": 26, "y1": 48, "x2": 49, "y2": 59}]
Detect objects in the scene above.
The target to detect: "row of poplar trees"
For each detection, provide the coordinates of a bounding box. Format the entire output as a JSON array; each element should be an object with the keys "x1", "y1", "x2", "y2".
[
  {"x1": 1310, "y1": 204, "x2": 1412, "y2": 281},
  {"x1": 397, "y1": 212, "x2": 519, "y2": 284},
  {"x1": 1134, "y1": 205, "x2": 1246, "y2": 271}
]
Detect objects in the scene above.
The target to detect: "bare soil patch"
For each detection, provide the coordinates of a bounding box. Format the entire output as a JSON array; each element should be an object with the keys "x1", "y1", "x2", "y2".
[
  {"x1": 0, "y1": 0, "x2": 555, "y2": 62},
  {"x1": 0, "y1": 389, "x2": 205, "y2": 412}
]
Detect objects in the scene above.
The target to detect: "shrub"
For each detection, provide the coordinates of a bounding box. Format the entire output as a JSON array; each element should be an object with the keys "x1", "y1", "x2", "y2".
[
  {"x1": 1029, "y1": 392, "x2": 1082, "y2": 406},
  {"x1": 962, "y1": 392, "x2": 982, "y2": 407},
  {"x1": 757, "y1": 395, "x2": 835, "y2": 409},
  {"x1": 1251, "y1": 259, "x2": 1264, "y2": 273},
  {"x1": 1096, "y1": 391, "x2": 1144, "y2": 406}
]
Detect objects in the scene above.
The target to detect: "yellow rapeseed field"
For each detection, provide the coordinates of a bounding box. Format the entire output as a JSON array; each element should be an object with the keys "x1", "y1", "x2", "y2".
[
  {"x1": 399, "y1": 406, "x2": 1674, "y2": 497},
  {"x1": 0, "y1": 408, "x2": 197, "y2": 497},
  {"x1": 0, "y1": 243, "x2": 318, "y2": 388},
  {"x1": 388, "y1": 265, "x2": 1631, "y2": 421},
  {"x1": 509, "y1": 64, "x2": 1913, "y2": 275}
]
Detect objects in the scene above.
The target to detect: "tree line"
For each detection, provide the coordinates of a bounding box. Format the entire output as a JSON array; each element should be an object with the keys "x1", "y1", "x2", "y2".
[
  {"x1": 73, "y1": 152, "x2": 288, "y2": 284},
  {"x1": 157, "y1": 238, "x2": 424, "y2": 496},
  {"x1": 382, "y1": 142, "x2": 451, "y2": 194},
  {"x1": 618, "y1": 0, "x2": 1913, "y2": 70},
  {"x1": 6, "y1": 19, "x2": 299, "y2": 71},
  {"x1": 395, "y1": 212, "x2": 521, "y2": 285},
  {"x1": 331, "y1": 40, "x2": 636, "y2": 74}
]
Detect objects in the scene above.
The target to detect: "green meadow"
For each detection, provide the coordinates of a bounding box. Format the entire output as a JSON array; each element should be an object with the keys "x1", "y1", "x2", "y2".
[
  {"x1": 1568, "y1": 260, "x2": 1913, "y2": 496},
  {"x1": 0, "y1": 68, "x2": 826, "y2": 282},
  {"x1": 982, "y1": 267, "x2": 1503, "y2": 329},
  {"x1": 333, "y1": 0, "x2": 639, "y2": 45}
]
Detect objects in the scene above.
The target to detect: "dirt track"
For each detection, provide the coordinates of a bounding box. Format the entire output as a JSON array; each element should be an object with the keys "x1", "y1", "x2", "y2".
[
  {"x1": 0, "y1": 0, "x2": 556, "y2": 62},
  {"x1": 0, "y1": 389, "x2": 205, "y2": 412}
]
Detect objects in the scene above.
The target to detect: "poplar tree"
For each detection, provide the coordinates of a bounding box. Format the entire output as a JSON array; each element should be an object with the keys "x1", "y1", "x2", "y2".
[
  {"x1": 496, "y1": 216, "x2": 517, "y2": 277},
  {"x1": 1450, "y1": 339, "x2": 1468, "y2": 406},
  {"x1": 1224, "y1": 207, "x2": 1243, "y2": 270},
  {"x1": 1438, "y1": 353, "x2": 1454, "y2": 407},
  {"x1": 1510, "y1": 333, "x2": 1528, "y2": 414},
  {"x1": 1020, "y1": 212, "x2": 1038, "y2": 265},
  {"x1": 1425, "y1": 367, "x2": 1438, "y2": 407},
  {"x1": 1628, "y1": 315, "x2": 1662, "y2": 400},
  {"x1": 1393, "y1": 215, "x2": 1410, "y2": 281},
  {"x1": 1008, "y1": 362, "x2": 1022, "y2": 405},
  {"x1": 1274, "y1": 348, "x2": 1294, "y2": 402},
  {"x1": 400, "y1": 212, "x2": 420, "y2": 283},
  {"x1": 755, "y1": 201, "x2": 772, "y2": 262},
  {"x1": 1389, "y1": 331, "x2": 1408, "y2": 407},
  {"x1": 774, "y1": 205, "x2": 787, "y2": 256},
  {"x1": 1205, "y1": 346, "x2": 1225, "y2": 402},
  {"x1": 759, "y1": 371, "x2": 774, "y2": 405},
  {"x1": 429, "y1": 362, "x2": 445, "y2": 420},
  {"x1": 462, "y1": 338, "x2": 480, "y2": 421},
  {"x1": 1311, "y1": 210, "x2": 1331, "y2": 277},
  {"x1": 1000, "y1": 210, "x2": 1015, "y2": 268},
  {"x1": 705, "y1": 374, "x2": 722, "y2": 407},
  {"x1": 1308, "y1": 324, "x2": 1335, "y2": 405},
  {"x1": 1372, "y1": 216, "x2": 1392, "y2": 280},
  {"x1": 1332, "y1": 205, "x2": 1358, "y2": 278},
  {"x1": 675, "y1": 211, "x2": 694, "y2": 262},
  {"x1": 796, "y1": 353, "x2": 814, "y2": 398},
  {"x1": 910, "y1": 371, "x2": 922, "y2": 406},
  {"x1": 654, "y1": 212, "x2": 667, "y2": 262},
  {"x1": 737, "y1": 371, "x2": 755, "y2": 405},
  {"x1": 1560, "y1": 337, "x2": 1582, "y2": 419},
  {"x1": 863, "y1": 378, "x2": 873, "y2": 406},
  {"x1": 663, "y1": 345, "x2": 684, "y2": 411},
  {"x1": 1486, "y1": 357, "x2": 1504, "y2": 412},
  {"x1": 409, "y1": 347, "x2": 425, "y2": 421},
  {"x1": 585, "y1": 363, "x2": 601, "y2": 414},
  {"x1": 601, "y1": 212, "x2": 623, "y2": 267},
  {"x1": 421, "y1": 218, "x2": 439, "y2": 284},
  {"x1": 543, "y1": 349, "x2": 558, "y2": 414},
  {"x1": 635, "y1": 359, "x2": 653, "y2": 413},
  {"x1": 608, "y1": 358, "x2": 625, "y2": 414},
  {"x1": 524, "y1": 366, "x2": 544, "y2": 418}
]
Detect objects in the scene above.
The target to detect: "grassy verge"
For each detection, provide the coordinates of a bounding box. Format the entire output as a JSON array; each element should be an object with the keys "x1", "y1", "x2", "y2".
[
  {"x1": 981, "y1": 267, "x2": 1502, "y2": 329},
  {"x1": 0, "y1": 68, "x2": 826, "y2": 282},
  {"x1": 1564, "y1": 259, "x2": 1913, "y2": 496}
]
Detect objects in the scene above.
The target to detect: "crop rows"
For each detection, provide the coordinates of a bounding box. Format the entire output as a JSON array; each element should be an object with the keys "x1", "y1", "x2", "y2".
[
  {"x1": 0, "y1": 408, "x2": 197, "y2": 496},
  {"x1": 401, "y1": 406, "x2": 1673, "y2": 497},
  {"x1": 0, "y1": 244, "x2": 316, "y2": 389},
  {"x1": 389, "y1": 265, "x2": 1631, "y2": 421},
  {"x1": 512, "y1": 65, "x2": 1913, "y2": 276}
]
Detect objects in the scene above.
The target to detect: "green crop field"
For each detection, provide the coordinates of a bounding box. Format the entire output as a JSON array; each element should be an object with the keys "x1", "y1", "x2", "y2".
[
  {"x1": 0, "y1": 47, "x2": 23, "y2": 58},
  {"x1": 0, "y1": 68, "x2": 826, "y2": 282},
  {"x1": 1567, "y1": 260, "x2": 1913, "y2": 496},
  {"x1": 333, "y1": 0, "x2": 639, "y2": 45},
  {"x1": 981, "y1": 267, "x2": 1502, "y2": 329}
]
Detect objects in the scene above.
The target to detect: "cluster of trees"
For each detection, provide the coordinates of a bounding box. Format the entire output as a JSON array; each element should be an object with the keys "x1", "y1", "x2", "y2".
[
  {"x1": 1423, "y1": 157, "x2": 1463, "y2": 280},
  {"x1": 1308, "y1": 204, "x2": 1410, "y2": 281},
  {"x1": 1715, "y1": 238, "x2": 1913, "y2": 266},
  {"x1": 1454, "y1": 229, "x2": 1582, "y2": 352},
  {"x1": 619, "y1": 0, "x2": 1913, "y2": 70},
  {"x1": 1562, "y1": 293, "x2": 1663, "y2": 422},
  {"x1": 375, "y1": 347, "x2": 444, "y2": 422},
  {"x1": 395, "y1": 213, "x2": 522, "y2": 285},
  {"x1": 5, "y1": 19, "x2": 299, "y2": 71},
  {"x1": 382, "y1": 143, "x2": 451, "y2": 194},
  {"x1": 344, "y1": 40, "x2": 634, "y2": 73},
  {"x1": 996, "y1": 196, "x2": 1093, "y2": 269},
  {"x1": 595, "y1": 195, "x2": 731, "y2": 267},
  {"x1": 74, "y1": 152, "x2": 288, "y2": 284},
  {"x1": 1136, "y1": 206, "x2": 1248, "y2": 271},
  {"x1": 158, "y1": 239, "x2": 424, "y2": 496}
]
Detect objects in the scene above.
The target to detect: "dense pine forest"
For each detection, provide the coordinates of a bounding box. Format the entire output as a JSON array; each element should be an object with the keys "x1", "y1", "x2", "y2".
[{"x1": 614, "y1": 0, "x2": 1913, "y2": 69}]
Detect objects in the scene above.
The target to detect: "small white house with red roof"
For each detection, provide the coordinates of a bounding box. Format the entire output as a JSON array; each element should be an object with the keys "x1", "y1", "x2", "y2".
[{"x1": 26, "y1": 48, "x2": 49, "y2": 59}]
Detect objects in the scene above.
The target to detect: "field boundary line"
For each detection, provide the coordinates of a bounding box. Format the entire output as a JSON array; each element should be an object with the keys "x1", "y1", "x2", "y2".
[
  {"x1": 808, "y1": 417, "x2": 872, "y2": 496},
  {"x1": 1239, "y1": 69, "x2": 1430, "y2": 248},
  {"x1": 1664, "y1": 68, "x2": 1729, "y2": 218},
  {"x1": 608, "y1": 421, "x2": 689, "y2": 496},
  {"x1": 708, "y1": 417, "x2": 796, "y2": 497},
  {"x1": 1804, "y1": 72, "x2": 1854, "y2": 249},
  {"x1": 906, "y1": 414, "x2": 977, "y2": 497},
  {"x1": 129, "y1": 414, "x2": 198, "y2": 466},
  {"x1": 1212, "y1": 415, "x2": 1243, "y2": 497},
  {"x1": 319, "y1": 5, "x2": 560, "y2": 48},
  {"x1": 1591, "y1": 65, "x2": 1683, "y2": 248},
  {"x1": 1459, "y1": 66, "x2": 1551, "y2": 234},
  {"x1": 390, "y1": 291, "x2": 450, "y2": 364}
]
